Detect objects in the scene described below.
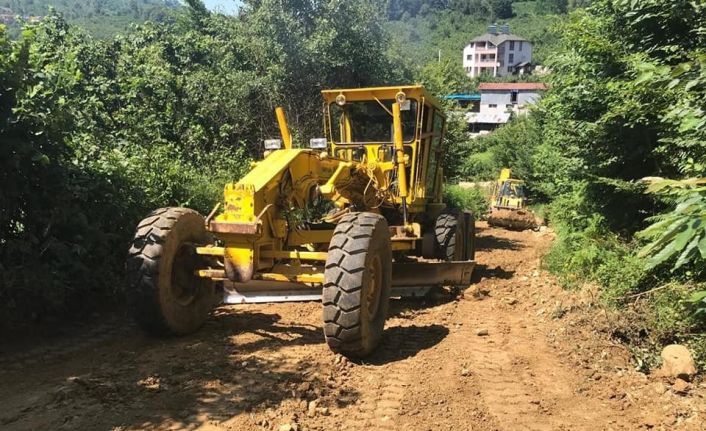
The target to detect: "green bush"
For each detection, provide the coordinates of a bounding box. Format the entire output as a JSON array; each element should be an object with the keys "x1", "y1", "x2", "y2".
[
  {"x1": 456, "y1": 116, "x2": 544, "y2": 190},
  {"x1": 443, "y1": 185, "x2": 489, "y2": 216},
  {"x1": 543, "y1": 205, "x2": 706, "y2": 368}
]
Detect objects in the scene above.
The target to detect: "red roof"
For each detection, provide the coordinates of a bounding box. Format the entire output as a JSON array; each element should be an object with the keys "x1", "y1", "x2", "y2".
[{"x1": 478, "y1": 83, "x2": 548, "y2": 91}]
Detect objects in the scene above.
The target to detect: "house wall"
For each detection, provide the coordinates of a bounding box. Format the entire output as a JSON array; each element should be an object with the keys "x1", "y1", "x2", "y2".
[
  {"x1": 462, "y1": 43, "x2": 499, "y2": 78},
  {"x1": 462, "y1": 39, "x2": 534, "y2": 78},
  {"x1": 498, "y1": 41, "x2": 533, "y2": 77},
  {"x1": 480, "y1": 91, "x2": 512, "y2": 115},
  {"x1": 517, "y1": 91, "x2": 541, "y2": 106},
  {"x1": 480, "y1": 90, "x2": 542, "y2": 115}
]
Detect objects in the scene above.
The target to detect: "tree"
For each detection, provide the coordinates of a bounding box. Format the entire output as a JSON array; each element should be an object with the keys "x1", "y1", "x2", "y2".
[
  {"x1": 536, "y1": 0, "x2": 568, "y2": 14},
  {"x1": 489, "y1": 0, "x2": 513, "y2": 20}
]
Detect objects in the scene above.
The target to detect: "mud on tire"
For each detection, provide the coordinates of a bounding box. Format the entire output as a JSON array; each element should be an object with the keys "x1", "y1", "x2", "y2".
[
  {"x1": 126, "y1": 207, "x2": 215, "y2": 336},
  {"x1": 322, "y1": 212, "x2": 392, "y2": 358}
]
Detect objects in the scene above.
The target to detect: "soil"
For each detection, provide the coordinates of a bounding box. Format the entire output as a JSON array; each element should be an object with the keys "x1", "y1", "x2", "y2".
[{"x1": 1, "y1": 223, "x2": 704, "y2": 431}]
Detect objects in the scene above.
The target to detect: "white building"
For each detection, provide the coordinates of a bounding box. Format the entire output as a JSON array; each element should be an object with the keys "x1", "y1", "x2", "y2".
[
  {"x1": 462, "y1": 24, "x2": 533, "y2": 78},
  {"x1": 466, "y1": 83, "x2": 547, "y2": 135}
]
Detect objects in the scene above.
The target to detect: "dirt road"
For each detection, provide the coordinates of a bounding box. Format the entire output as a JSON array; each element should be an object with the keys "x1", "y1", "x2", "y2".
[{"x1": 1, "y1": 223, "x2": 703, "y2": 430}]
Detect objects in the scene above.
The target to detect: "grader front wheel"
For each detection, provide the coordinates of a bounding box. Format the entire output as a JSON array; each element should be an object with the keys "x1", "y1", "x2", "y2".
[
  {"x1": 126, "y1": 207, "x2": 215, "y2": 336},
  {"x1": 322, "y1": 213, "x2": 392, "y2": 358}
]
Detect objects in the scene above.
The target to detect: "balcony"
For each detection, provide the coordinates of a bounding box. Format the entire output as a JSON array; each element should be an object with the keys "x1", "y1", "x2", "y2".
[
  {"x1": 472, "y1": 60, "x2": 499, "y2": 67},
  {"x1": 473, "y1": 47, "x2": 497, "y2": 54}
]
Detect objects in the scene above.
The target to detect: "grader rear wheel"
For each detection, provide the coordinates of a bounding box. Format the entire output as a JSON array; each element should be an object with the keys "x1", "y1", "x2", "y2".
[
  {"x1": 126, "y1": 207, "x2": 215, "y2": 336},
  {"x1": 322, "y1": 212, "x2": 392, "y2": 358},
  {"x1": 435, "y1": 209, "x2": 465, "y2": 261}
]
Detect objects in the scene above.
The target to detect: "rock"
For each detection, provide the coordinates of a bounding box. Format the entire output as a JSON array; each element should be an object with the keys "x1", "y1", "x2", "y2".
[
  {"x1": 469, "y1": 286, "x2": 490, "y2": 300},
  {"x1": 67, "y1": 376, "x2": 93, "y2": 388},
  {"x1": 278, "y1": 424, "x2": 293, "y2": 431},
  {"x1": 505, "y1": 297, "x2": 518, "y2": 305},
  {"x1": 660, "y1": 345, "x2": 697, "y2": 381},
  {"x1": 316, "y1": 407, "x2": 330, "y2": 416},
  {"x1": 460, "y1": 368, "x2": 471, "y2": 377},
  {"x1": 137, "y1": 376, "x2": 162, "y2": 391},
  {"x1": 476, "y1": 329, "x2": 489, "y2": 336},
  {"x1": 672, "y1": 378, "x2": 691, "y2": 394},
  {"x1": 652, "y1": 382, "x2": 667, "y2": 395},
  {"x1": 643, "y1": 414, "x2": 659, "y2": 429},
  {"x1": 307, "y1": 400, "x2": 318, "y2": 417}
]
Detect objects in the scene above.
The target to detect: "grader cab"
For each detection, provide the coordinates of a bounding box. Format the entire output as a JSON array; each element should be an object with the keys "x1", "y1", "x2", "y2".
[{"x1": 126, "y1": 85, "x2": 476, "y2": 357}]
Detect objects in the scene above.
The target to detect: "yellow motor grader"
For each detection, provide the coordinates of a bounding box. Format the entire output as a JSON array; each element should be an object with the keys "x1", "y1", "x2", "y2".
[
  {"x1": 487, "y1": 168, "x2": 538, "y2": 230},
  {"x1": 126, "y1": 85, "x2": 476, "y2": 358}
]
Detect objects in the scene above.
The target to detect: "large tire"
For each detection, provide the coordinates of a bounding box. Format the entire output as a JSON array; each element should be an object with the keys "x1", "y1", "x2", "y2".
[
  {"x1": 466, "y1": 211, "x2": 476, "y2": 261},
  {"x1": 126, "y1": 207, "x2": 215, "y2": 336},
  {"x1": 322, "y1": 212, "x2": 392, "y2": 358},
  {"x1": 435, "y1": 209, "x2": 465, "y2": 261}
]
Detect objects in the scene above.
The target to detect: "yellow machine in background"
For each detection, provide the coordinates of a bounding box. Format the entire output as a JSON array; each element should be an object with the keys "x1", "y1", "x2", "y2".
[
  {"x1": 487, "y1": 168, "x2": 538, "y2": 230},
  {"x1": 126, "y1": 86, "x2": 476, "y2": 358}
]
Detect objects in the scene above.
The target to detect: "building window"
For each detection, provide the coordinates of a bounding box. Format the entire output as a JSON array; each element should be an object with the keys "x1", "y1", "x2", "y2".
[
  {"x1": 511, "y1": 90, "x2": 518, "y2": 104},
  {"x1": 509, "y1": 53, "x2": 514, "y2": 63},
  {"x1": 506, "y1": 104, "x2": 514, "y2": 109},
  {"x1": 467, "y1": 54, "x2": 472, "y2": 60},
  {"x1": 507, "y1": 66, "x2": 512, "y2": 73},
  {"x1": 509, "y1": 41, "x2": 515, "y2": 51},
  {"x1": 489, "y1": 104, "x2": 497, "y2": 108},
  {"x1": 519, "y1": 41, "x2": 523, "y2": 51}
]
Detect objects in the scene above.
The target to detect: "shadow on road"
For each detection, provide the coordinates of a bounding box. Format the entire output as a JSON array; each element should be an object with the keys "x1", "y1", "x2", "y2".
[
  {"x1": 388, "y1": 293, "x2": 458, "y2": 318},
  {"x1": 471, "y1": 264, "x2": 515, "y2": 283},
  {"x1": 362, "y1": 324, "x2": 450, "y2": 366},
  {"x1": 207, "y1": 308, "x2": 324, "y2": 352},
  {"x1": 475, "y1": 234, "x2": 523, "y2": 251}
]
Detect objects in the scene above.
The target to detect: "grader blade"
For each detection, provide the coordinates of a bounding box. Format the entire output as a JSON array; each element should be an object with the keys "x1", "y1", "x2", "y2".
[
  {"x1": 488, "y1": 208, "x2": 538, "y2": 231},
  {"x1": 221, "y1": 261, "x2": 475, "y2": 304}
]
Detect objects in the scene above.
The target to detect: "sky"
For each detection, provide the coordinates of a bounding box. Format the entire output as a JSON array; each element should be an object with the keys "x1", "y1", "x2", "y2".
[{"x1": 202, "y1": 0, "x2": 241, "y2": 14}]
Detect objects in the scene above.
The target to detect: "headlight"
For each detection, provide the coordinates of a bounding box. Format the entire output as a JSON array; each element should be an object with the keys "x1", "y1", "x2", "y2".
[
  {"x1": 309, "y1": 138, "x2": 327, "y2": 149},
  {"x1": 335, "y1": 94, "x2": 346, "y2": 106},
  {"x1": 264, "y1": 139, "x2": 282, "y2": 150},
  {"x1": 395, "y1": 91, "x2": 406, "y2": 104}
]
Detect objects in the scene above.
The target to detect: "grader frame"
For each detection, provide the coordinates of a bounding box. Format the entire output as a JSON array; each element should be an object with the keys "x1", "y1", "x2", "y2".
[{"x1": 126, "y1": 85, "x2": 475, "y2": 357}]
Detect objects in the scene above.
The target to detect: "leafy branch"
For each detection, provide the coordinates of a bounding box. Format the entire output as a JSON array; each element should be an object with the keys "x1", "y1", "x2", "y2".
[{"x1": 638, "y1": 177, "x2": 706, "y2": 315}]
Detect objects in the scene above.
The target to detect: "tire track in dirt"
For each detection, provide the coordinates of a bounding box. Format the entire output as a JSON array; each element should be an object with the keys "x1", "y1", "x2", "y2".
[
  {"x1": 457, "y1": 306, "x2": 612, "y2": 431},
  {"x1": 447, "y1": 227, "x2": 622, "y2": 431},
  {"x1": 1, "y1": 223, "x2": 704, "y2": 431},
  {"x1": 350, "y1": 327, "x2": 413, "y2": 430}
]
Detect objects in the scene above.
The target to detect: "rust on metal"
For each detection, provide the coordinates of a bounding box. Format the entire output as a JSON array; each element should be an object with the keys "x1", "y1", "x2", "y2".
[{"x1": 209, "y1": 221, "x2": 261, "y2": 235}]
